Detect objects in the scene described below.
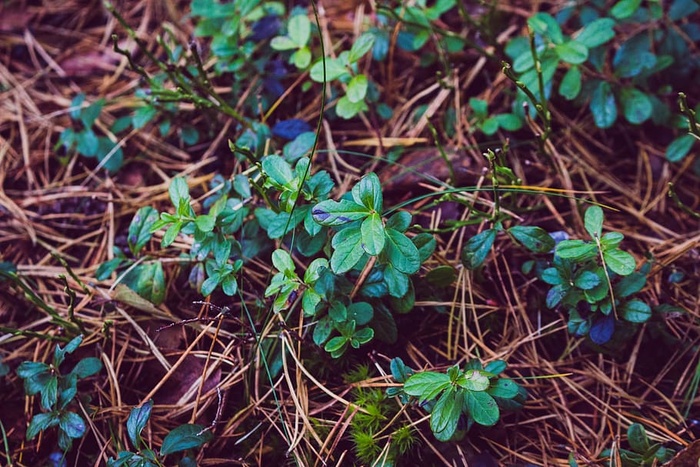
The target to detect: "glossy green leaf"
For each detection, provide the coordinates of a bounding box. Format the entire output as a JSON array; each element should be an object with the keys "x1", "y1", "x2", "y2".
[
  {"x1": 465, "y1": 390, "x2": 500, "y2": 426},
  {"x1": 559, "y1": 66, "x2": 582, "y2": 100},
  {"x1": 615, "y1": 272, "x2": 646, "y2": 298},
  {"x1": 469, "y1": 98, "x2": 488, "y2": 118},
  {"x1": 195, "y1": 214, "x2": 216, "y2": 233},
  {"x1": 611, "y1": 0, "x2": 641, "y2": 19},
  {"x1": 528, "y1": 13, "x2": 563, "y2": 44},
  {"x1": 484, "y1": 360, "x2": 507, "y2": 375},
  {"x1": 348, "y1": 32, "x2": 375, "y2": 63},
  {"x1": 555, "y1": 41, "x2": 589, "y2": 64},
  {"x1": 288, "y1": 14, "x2": 311, "y2": 47},
  {"x1": 70, "y1": 357, "x2": 102, "y2": 379},
  {"x1": 574, "y1": 270, "x2": 601, "y2": 290},
  {"x1": 600, "y1": 231, "x2": 624, "y2": 250},
  {"x1": 430, "y1": 390, "x2": 461, "y2": 441},
  {"x1": 122, "y1": 262, "x2": 166, "y2": 305},
  {"x1": 160, "y1": 424, "x2": 213, "y2": 456},
  {"x1": 575, "y1": 18, "x2": 616, "y2": 48},
  {"x1": 385, "y1": 228, "x2": 421, "y2": 274},
  {"x1": 603, "y1": 249, "x2": 636, "y2": 276},
  {"x1": 127, "y1": 400, "x2": 153, "y2": 448},
  {"x1": 346, "y1": 74, "x2": 368, "y2": 103},
  {"x1": 621, "y1": 299, "x2": 651, "y2": 323},
  {"x1": 271, "y1": 36, "x2": 296, "y2": 51},
  {"x1": 425, "y1": 265, "x2": 457, "y2": 286},
  {"x1": 627, "y1": 423, "x2": 650, "y2": 453},
  {"x1": 666, "y1": 134, "x2": 695, "y2": 162},
  {"x1": 132, "y1": 106, "x2": 157, "y2": 130},
  {"x1": 169, "y1": 177, "x2": 190, "y2": 210},
  {"x1": 390, "y1": 357, "x2": 413, "y2": 383},
  {"x1": 620, "y1": 88, "x2": 652, "y2": 124},
  {"x1": 59, "y1": 411, "x2": 86, "y2": 439},
  {"x1": 384, "y1": 264, "x2": 409, "y2": 298},
  {"x1": 404, "y1": 372, "x2": 451, "y2": 398},
  {"x1": 312, "y1": 199, "x2": 368, "y2": 225},
  {"x1": 336, "y1": 94, "x2": 368, "y2": 118},
  {"x1": 26, "y1": 412, "x2": 60, "y2": 440},
  {"x1": 461, "y1": 229, "x2": 496, "y2": 269},
  {"x1": 487, "y1": 378, "x2": 519, "y2": 399},
  {"x1": 584, "y1": 206, "x2": 604, "y2": 239},
  {"x1": 76, "y1": 130, "x2": 99, "y2": 156},
  {"x1": 262, "y1": 155, "x2": 295, "y2": 188},
  {"x1": 271, "y1": 249, "x2": 295, "y2": 274},
  {"x1": 495, "y1": 113, "x2": 522, "y2": 131},
  {"x1": 128, "y1": 206, "x2": 159, "y2": 255},
  {"x1": 509, "y1": 226, "x2": 555, "y2": 253},
  {"x1": 310, "y1": 58, "x2": 348, "y2": 82},
  {"x1": 457, "y1": 369, "x2": 490, "y2": 392},
  {"x1": 352, "y1": 172, "x2": 383, "y2": 213},
  {"x1": 330, "y1": 227, "x2": 364, "y2": 274},
  {"x1": 313, "y1": 316, "x2": 333, "y2": 345},
  {"x1": 348, "y1": 302, "x2": 373, "y2": 326},
  {"x1": 556, "y1": 240, "x2": 597, "y2": 260},
  {"x1": 590, "y1": 81, "x2": 617, "y2": 129}
]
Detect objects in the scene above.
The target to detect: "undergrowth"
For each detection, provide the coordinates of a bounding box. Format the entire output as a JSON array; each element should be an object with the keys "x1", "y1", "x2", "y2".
[{"x1": 0, "y1": 0, "x2": 698, "y2": 465}]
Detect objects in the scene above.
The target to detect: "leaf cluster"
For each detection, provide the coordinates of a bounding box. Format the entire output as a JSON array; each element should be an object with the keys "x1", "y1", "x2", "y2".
[
  {"x1": 598, "y1": 423, "x2": 675, "y2": 466},
  {"x1": 16, "y1": 335, "x2": 102, "y2": 452}
]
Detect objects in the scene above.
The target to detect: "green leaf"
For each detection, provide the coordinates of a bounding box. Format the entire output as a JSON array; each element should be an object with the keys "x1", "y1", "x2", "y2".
[
  {"x1": 390, "y1": 357, "x2": 413, "y2": 383},
  {"x1": 17, "y1": 361, "x2": 50, "y2": 380},
  {"x1": 469, "y1": 98, "x2": 488, "y2": 118},
  {"x1": 620, "y1": 88, "x2": 652, "y2": 124},
  {"x1": 348, "y1": 302, "x2": 373, "y2": 326},
  {"x1": 347, "y1": 74, "x2": 368, "y2": 103},
  {"x1": 128, "y1": 206, "x2": 159, "y2": 255},
  {"x1": 556, "y1": 240, "x2": 597, "y2": 260},
  {"x1": 271, "y1": 249, "x2": 296, "y2": 275},
  {"x1": 555, "y1": 41, "x2": 589, "y2": 64},
  {"x1": 288, "y1": 14, "x2": 311, "y2": 47},
  {"x1": 71, "y1": 357, "x2": 102, "y2": 378},
  {"x1": 127, "y1": 400, "x2": 153, "y2": 448},
  {"x1": 384, "y1": 264, "x2": 409, "y2": 298},
  {"x1": 559, "y1": 66, "x2": 582, "y2": 100},
  {"x1": 430, "y1": 390, "x2": 461, "y2": 441},
  {"x1": 324, "y1": 336, "x2": 348, "y2": 355},
  {"x1": 487, "y1": 378, "x2": 519, "y2": 399},
  {"x1": 132, "y1": 106, "x2": 158, "y2": 130},
  {"x1": 666, "y1": 134, "x2": 695, "y2": 162},
  {"x1": 348, "y1": 33, "x2": 375, "y2": 63},
  {"x1": 271, "y1": 36, "x2": 297, "y2": 51},
  {"x1": 352, "y1": 172, "x2": 383, "y2": 213},
  {"x1": 509, "y1": 226, "x2": 555, "y2": 253},
  {"x1": 160, "y1": 424, "x2": 213, "y2": 456},
  {"x1": 575, "y1": 18, "x2": 616, "y2": 48},
  {"x1": 484, "y1": 360, "x2": 506, "y2": 375},
  {"x1": 292, "y1": 47, "x2": 312, "y2": 69},
  {"x1": 385, "y1": 228, "x2": 421, "y2": 274},
  {"x1": 59, "y1": 411, "x2": 86, "y2": 439},
  {"x1": 615, "y1": 272, "x2": 646, "y2": 298},
  {"x1": 312, "y1": 199, "x2": 369, "y2": 225},
  {"x1": 331, "y1": 227, "x2": 364, "y2": 274},
  {"x1": 76, "y1": 130, "x2": 99, "y2": 156},
  {"x1": 480, "y1": 117, "x2": 499, "y2": 135},
  {"x1": 621, "y1": 299, "x2": 651, "y2": 323},
  {"x1": 457, "y1": 369, "x2": 490, "y2": 392},
  {"x1": 386, "y1": 211, "x2": 411, "y2": 232},
  {"x1": 574, "y1": 270, "x2": 601, "y2": 290},
  {"x1": 413, "y1": 233, "x2": 436, "y2": 263},
  {"x1": 195, "y1": 214, "x2": 216, "y2": 233},
  {"x1": 313, "y1": 316, "x2": 333, "y2": 345},
  {"x1": 263, "y1": 155, "x2": 295, "y2": 188},
  {"x1": 336, "y1": 95, "x2": 368, "y2": 119},
  {"x1": 611, "y1": 0, "x2": 641, "y2": 19},
  {"x1": 584, "y1": 206, "x2": 604, "y2": 239},
  {"x1": 69, "y1": 93, "x2": 86, "y2": 120},
  {"x1": 460, "y1": 229, "x2": 496, "y2": 269},
  {"x1": 541, "y1": 267, "x2": 564, "y2": 285},
  {"x1": 310, "y1": 58, "x2": 348, "y2": 82},
  {"x1": 122, "y1": 262, "x2": 166, "y2": 305},
  {"x1": 590, "y1": 81, "x2": 617, "y2": 129},
  {"x1": 603, "y1": 249, "x2": 636, "y2": 276},
  {"x1": 360, "y1": 213, "x2": 385, "y2": 255},
  {"x1": 627, "y1": 423, "x2": 650, "y2": 453},
  {"x1": 80, "y1": 98, "x2": 105, "y2": 128},
  {"x1": 465, "y1": 390, "x2": 499, "y2": 426},
  {"x1": 27, "y1": 412, "x2": 60, "y2": 440},
  {"x1": 169, "y1": 177, "x2": 190, "y2": 209},
  {"x1": 600, "y1": 231, "x2": 624, "y2": 250},
  {"x1": 352, "y1": 327, "x2": 374, "y2": 345},
  {"x1": 403, "y1": 372, "x2": 450, "y2": 398},
  {"x1": 528, "y1": 13, "x2": 563, "y2": 44},
  {"x1": 494, "y1": 113, "x2": 522, "y2": 131}
]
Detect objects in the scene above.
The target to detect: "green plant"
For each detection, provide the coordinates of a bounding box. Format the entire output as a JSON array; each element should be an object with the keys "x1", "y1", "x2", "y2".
[
  {"x1": 505, "y1": 0, "x2": 700, "y2": 161},
  {"x1": 468, "y1": 98, "x2": 523, "y2": 136},
  {"x1": 309, "y1": 32, "x2": 376, "y2": 119},
  {"x1": 531, "y1": 205, "x2": 652, "y2": 345},
  {"x1": 57, "y1": 93, "x2": 124, "y2": 173},
  {"x1": 598, "y1": 423, "x2": 675, "y2": 466},
  {"x1": 16, "y1": 335, "x2": 102, "y2": 453},
  {"x1": 393, "y1": 358, "x2": 526, "y2": 442},
  {"x1": 107, "y1": 400, "x2": 213, "y2": 467},
  {"x1": 271, "y1": 12, "x2": 312, "y2": 70}
]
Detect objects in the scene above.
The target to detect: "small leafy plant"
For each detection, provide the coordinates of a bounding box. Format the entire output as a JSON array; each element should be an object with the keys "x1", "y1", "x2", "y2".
[
  {"x1": 533, "y1": 205, "x2": 651, "y2": 344},
  {"x1": 391, "y1": 358, "x2": 526, "y2": 442},
  {"x1": 16, "y1": 335, "x2": 102, "y2": 452},
  {"x1": 58, "y1": 93, "x2": 124, "y2": 173},
  {"x1": 598, "y1": 423, "x2": 675, "y2": 466},
  {"x1": 108, "y1": 399, "x2": 213, "y2": 467}
]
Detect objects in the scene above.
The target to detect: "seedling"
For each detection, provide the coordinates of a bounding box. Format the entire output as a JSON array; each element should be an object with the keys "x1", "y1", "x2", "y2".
[
  {"x1": 16, "y1": 335, "x2": 102, "y2": 453},
  {"x1": 598, "y1": 423, "x2": 675, "y2": 466}
]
